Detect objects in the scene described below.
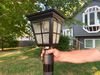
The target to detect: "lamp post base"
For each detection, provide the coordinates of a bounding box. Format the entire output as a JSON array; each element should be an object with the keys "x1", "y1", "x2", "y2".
[{"x1": 43, "y1": 47, "x2": 54, "y2": 75}]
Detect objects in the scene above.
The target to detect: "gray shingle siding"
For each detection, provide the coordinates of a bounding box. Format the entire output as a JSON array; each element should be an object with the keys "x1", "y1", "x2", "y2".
[{"x1": 73, "y1": 25, "x2": 100, "y2": 37}]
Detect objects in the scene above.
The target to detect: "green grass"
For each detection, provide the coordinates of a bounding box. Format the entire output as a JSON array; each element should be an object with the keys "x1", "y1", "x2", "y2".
[{"x1": 0, "y1": 47, "x2": 100, "y2": 75}]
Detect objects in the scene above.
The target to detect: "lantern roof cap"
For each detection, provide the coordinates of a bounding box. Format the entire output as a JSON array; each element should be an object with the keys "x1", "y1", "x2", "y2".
[{"x1": 26, "y1": 9, "x2": 66, "y2": 21}]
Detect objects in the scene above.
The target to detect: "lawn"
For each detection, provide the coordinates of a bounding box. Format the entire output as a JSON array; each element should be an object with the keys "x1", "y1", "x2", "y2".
[{"x1": 0, "y1": 47, "x2": 100, "y2": 75}]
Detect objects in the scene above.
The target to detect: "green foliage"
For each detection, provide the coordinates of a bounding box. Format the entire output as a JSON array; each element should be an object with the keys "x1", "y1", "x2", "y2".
[
  {"x1": 0, "y1": 36, "x2": 18, "y2": 48},
  {"x1": 0, "y1": 0, "x2": 38, "y2": 49},
  {"x1": 8, "y1": 40, "x2": 18, "y2": 48},
  {"x1": 36, "y1": 0, "x2": 91, "y2": 25},
  {"x1": 40, "y1": 0, "x2": 92, "y2": 26},
  {"x1": 0, "y1": 0, "x2": 37, "y2": 36},
  {"x1": 56, "y1": 35, "x2": 70, "y2": 51}
]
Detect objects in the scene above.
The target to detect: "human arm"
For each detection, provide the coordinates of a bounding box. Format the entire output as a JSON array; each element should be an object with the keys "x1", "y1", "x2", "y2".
[{"x1": 41, "y1": 48, "x2": 100, "y2": 63}]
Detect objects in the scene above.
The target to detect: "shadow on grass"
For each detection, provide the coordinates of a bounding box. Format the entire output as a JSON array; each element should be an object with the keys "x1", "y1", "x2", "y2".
[
  {"x1": 0, "y1": 47, "x2": 22, "y2": 52},
  {"x1": 21, "y1": 47, "x2": 42, "y2": 58},
  {"x1": 0, "y1": 47, "x2": 42, "y2": 60}
]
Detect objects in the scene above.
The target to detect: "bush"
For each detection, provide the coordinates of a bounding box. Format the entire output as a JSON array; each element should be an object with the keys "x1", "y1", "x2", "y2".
[
  {"x1": 56, "y1": 35, "x2": 70, "y2": 51},
  {"x1": 4, "y1": 39, "x2": 18, "y2": 48},
  {"x1": 8, "y1": 40, "x2": 18, "y2": 47},
  {"x1": 0, "y1": 36, "x2": 18, "y2": 48}
]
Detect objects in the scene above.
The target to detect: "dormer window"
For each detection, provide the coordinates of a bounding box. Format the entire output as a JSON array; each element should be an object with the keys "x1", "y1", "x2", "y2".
[
  {"x1": 83, "y1": 6, "x2": 100, "y2": 26},
  {"x1": 83, "y1": 6, "x2": 100, "y2": 33}
]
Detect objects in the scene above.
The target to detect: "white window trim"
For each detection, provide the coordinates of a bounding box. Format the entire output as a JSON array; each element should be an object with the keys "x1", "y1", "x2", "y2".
[
  {"x1": 62, "y1": 29, "x2": 73, "y2": 37},
  {"x1": 88, "y1": 11, "x2": 90, "y2": 26},
  {"x1": 83, "y1": 25, "x2": 100, "y2": 33},
  {"x1": 84, "y1": 6, "x2": 100, "y2": 13},
  {"x1": 83, "y1": 5, "x2": 100, "y2": 26},
  {"x1": 84, "y1": 39, "x2": 100, "y2": 48},
  {"x1": 84, "y1": 39, "x2": 94, "y2": 48},
  {"x1": 83, "y1": 5, "x2": 100, "y2": 33},
  {"x1": 82, "y1": 13, "x2": 85, "y2": 24}
]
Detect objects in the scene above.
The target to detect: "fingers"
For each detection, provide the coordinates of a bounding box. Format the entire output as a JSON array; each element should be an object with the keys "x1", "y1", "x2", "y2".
[
  {"x1": 41, "y1": 48, "x2": 55, "y2": 60},
  {"x1": 41, "y1": 49, "x2": 44, "y2": 57},
  {"x1": 41, "y1": 49, "x2": 54, "y2": 57},
  {"x1": 41, "y1": 50, "x2": 45, "y2": 61},
  {"x1": 41, "y1": 48, "x2": 61, "y2": 62}
]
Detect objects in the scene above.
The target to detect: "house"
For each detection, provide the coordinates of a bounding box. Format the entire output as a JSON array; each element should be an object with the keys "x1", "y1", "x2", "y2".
[{"x1": 63, "y1": 0, "x2": 100, "y2": 49}]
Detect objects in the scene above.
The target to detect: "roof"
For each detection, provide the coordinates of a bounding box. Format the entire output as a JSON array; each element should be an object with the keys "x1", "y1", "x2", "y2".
[
  {"x1": 73, "y1": 25, "x2": 100, "y2": 37},
  {"x1": 93, "y1": 0, "x2": 100, "y2": 2}
]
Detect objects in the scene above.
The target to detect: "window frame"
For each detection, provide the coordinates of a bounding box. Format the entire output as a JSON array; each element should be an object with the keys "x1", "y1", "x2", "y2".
[
  {"x1": 84, "y1": 39, "x2": 94, "y2": 48},
  {"x1": 84, "y1": 39, "x2": 100, "y2": 48},
  {"x1": 82, "y1": 6, "x2": 100, "y2": 26}
]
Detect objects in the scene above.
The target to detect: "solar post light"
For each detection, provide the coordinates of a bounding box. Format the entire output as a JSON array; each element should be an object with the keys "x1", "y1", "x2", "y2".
[{"x1": 26, "y1": 9, "x2": 65, "y2": 75}]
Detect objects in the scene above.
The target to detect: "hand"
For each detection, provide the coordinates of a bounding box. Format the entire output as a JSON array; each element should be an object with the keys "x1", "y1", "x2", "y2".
[{"x1": 41, "y1": 48, "x2": 62, "y2": 62}]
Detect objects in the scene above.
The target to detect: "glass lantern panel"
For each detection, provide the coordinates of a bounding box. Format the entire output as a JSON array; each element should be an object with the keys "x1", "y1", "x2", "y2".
[
  {"x1": 32, "y1": 23, "x2": 41, "y2": 33},
  {"x1": 36, "y1": 34, "x2": 42, "y2": 44},
  {"x1": 42, "y1": 21, "x2": 49, "y2": 33},
  {"x1": 53, "y1": 34, "x2": 57, "y2": 44},
  {"x1": 57, "y1": 23, "x2": 61, "y2": 33},
  {"x1": 43, "y1": 34, "x2": 49, "y2": 44},
  {"x1": 56, "y1": 34, "x2": 60, "y2": 44},
  {"x1": 53, "y1": 21, "x2": 57, "y2": 33}
]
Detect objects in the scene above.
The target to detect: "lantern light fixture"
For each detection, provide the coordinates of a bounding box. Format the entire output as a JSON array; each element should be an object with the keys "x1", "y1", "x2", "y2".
[{"x1": 26, "y1": 9, "x2": 65, "y2": 75}]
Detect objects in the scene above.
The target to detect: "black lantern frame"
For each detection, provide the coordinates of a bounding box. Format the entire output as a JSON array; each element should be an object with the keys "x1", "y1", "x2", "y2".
[{"x1": 26, "y1": 9, "x2": 65, "y2": 47}]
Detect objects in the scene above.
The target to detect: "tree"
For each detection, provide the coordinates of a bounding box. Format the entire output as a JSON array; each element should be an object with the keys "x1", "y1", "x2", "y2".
[
  {"x1": 36, "y1": 0, "x2": 91, "y2": 25},
  {"x1": 0, "y1": 0, "x2": 37, "y2": 50}
]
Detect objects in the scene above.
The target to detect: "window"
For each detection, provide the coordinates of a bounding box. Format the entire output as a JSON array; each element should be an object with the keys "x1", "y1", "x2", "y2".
[
  {"x1": 62, "y1": 29, "x2": 73, "y2": 37},
  {"x1": 83, "y1": 6, "x2": 100, "y2": 26},
  {"x1": 85, "y1": 39, "x2": 93, "y2": 48},
  {"x1": 84, "y1": 39, "x2": 100, "y2": 48},
  {"x1": 90, "y1": 13, "x2": 95, "y2": 25},
  {"x1": 85, "y1": 14, "x2": 88, "y2": 25},
  {"x1": 97, "y1": 12, "x2": 100, "y2": 24},
  {"x1": 95, "y1": 39, "x2": 100, "y2": 47}
]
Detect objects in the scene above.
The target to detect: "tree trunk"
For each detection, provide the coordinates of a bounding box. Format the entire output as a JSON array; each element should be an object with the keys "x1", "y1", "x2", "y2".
[{"x1": 1, "y1": 37, "x2": 4, "y2": 51}]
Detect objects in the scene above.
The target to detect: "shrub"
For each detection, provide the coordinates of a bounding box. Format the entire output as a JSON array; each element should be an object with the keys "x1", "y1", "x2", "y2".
[
  {"x1": 8, "y1": 40, "x2": 18, "y2": 47},
  {"x1": 56, "y1": 35, "x2": 70, "y2": 51},
  {"x1": 0, "y1": 36, "x2": 18, "y2": 49}
]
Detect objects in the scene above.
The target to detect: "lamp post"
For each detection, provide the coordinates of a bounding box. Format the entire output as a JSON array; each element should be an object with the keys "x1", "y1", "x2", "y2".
[{"x1": 26, "y1": 9, "x2": 65, "y2": 75}]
